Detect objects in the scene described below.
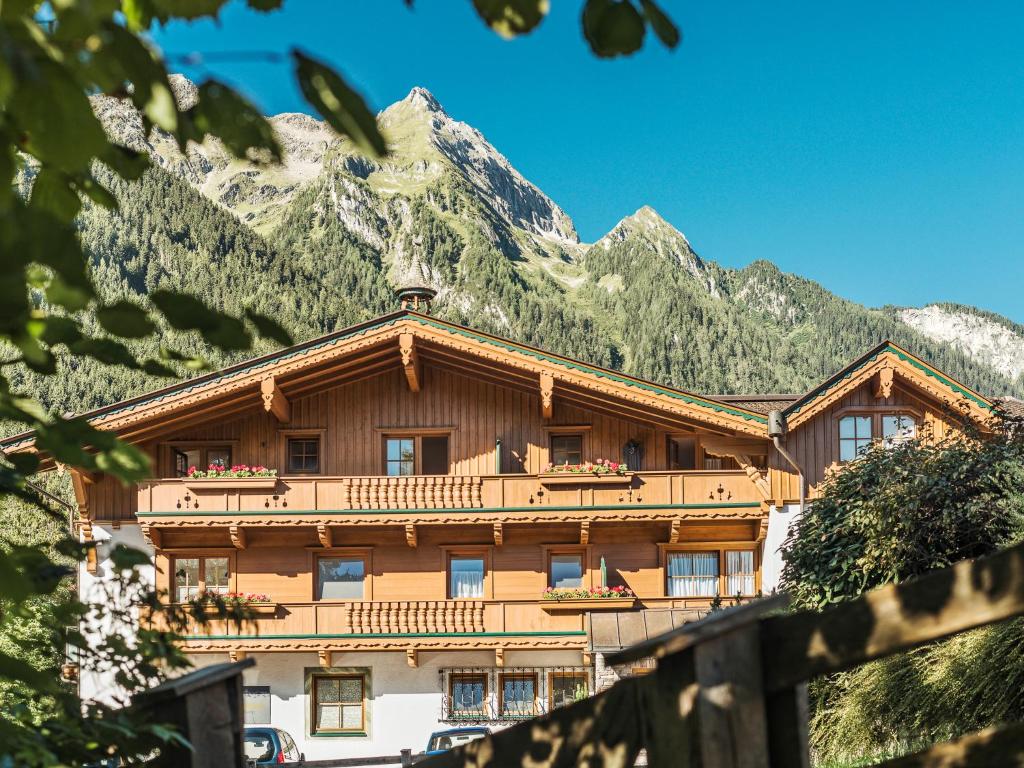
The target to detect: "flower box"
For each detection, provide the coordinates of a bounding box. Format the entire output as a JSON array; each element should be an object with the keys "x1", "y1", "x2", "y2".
[
  {"x1": 178, "y1": 601, "x2": 278, "y2": 616},
  {"x1": 539, "y1": 598, "x2": 637, "y2": 611},
  {"x1": 184, "y1": 477, "x2": 279, "y2": 491},
  {"x1": 538, "y1": 473, "x2": 634, "y2": 486}
]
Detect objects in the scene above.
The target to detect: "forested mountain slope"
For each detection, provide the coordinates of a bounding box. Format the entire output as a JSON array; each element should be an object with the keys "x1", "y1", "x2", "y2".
[{"x1": 13, "y1": 78, "x2": 1023, "y2": 418}]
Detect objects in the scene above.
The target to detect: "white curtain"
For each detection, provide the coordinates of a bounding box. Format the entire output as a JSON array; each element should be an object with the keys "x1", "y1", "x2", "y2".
[
  {"x1": 451, "y1": 569, "x2": 484, "y2": 598},
  {"x1": 726, "y1": 551, "x2": 755, "y2": 596},
  {"x1": 667, "y1": 553, "x2": 719, "y2": 597}
]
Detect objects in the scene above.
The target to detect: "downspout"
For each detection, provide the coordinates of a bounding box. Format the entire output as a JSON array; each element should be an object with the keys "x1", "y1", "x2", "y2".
[{"x1": 768, "y1": 410, "x2": 805, "y2": 515}]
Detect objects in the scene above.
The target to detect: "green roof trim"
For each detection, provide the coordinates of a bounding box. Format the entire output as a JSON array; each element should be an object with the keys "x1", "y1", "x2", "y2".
[
  {"x1": 784, "y1": 343, "x2": 993, "y2": 420},
  {"x1": 404, "y1": 315, "x2": 767, "y2": 424},
  {"x1": 183, "y1": 631, "x2": 587, "y2": 640},
  {"x1": 138, "y1": 502, "x2": 761, "y2": 518}
]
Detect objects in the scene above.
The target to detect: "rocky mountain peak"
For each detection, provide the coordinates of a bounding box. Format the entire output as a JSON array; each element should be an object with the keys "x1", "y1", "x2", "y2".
[
  {"x1": 598, "y1": 206, "x2": 695, "y2": 259},
  {"x1": 401, "y1": 86, "x2": 446, "y2": 116}
]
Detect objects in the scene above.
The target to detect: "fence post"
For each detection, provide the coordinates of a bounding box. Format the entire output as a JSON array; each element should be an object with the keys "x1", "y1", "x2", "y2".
[
  {"x1": 401, "y1": 748, "x2": 412, "y2": 766},
  {"x1": 765, "y1": 685, "x2": 810, "y2": 768}
]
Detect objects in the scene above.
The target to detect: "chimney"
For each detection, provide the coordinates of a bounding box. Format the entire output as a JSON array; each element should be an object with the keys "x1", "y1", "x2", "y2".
[{"x1": 395, "y1": 285, "x2": 437, "y2": 314}]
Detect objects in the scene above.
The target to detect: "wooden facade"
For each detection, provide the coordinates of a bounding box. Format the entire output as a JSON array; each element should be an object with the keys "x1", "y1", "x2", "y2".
[{"x1": 5, "y1": 313, "x2": 997, "y2": 660}]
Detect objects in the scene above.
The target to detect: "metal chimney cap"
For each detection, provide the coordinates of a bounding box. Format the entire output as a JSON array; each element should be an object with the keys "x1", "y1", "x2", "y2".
[{"x1": 395, "y1": 285, "x2": 437, "y2": 313}]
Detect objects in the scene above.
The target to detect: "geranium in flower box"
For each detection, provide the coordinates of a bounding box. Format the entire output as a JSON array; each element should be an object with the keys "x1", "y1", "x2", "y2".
[
  {"x1": 539, "y1": 459, "x2": 632, "y2": 485},
  {"x1": 184, "y1": 464, "x2": 279, "y2": 490},
  {"x1": 539, "y1": 585, "x2": 637, "y2": 611}
]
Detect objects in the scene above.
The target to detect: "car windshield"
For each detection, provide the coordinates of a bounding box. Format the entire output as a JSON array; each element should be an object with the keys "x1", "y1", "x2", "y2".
[
  {"x1": 244, "y1": 733, "x2": 275, "y2": 761},
  {"x1": 429, "y1": 731, "x2": 487, "y2": 752}
]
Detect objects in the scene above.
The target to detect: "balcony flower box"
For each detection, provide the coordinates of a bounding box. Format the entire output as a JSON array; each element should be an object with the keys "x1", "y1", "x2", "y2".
[
  {"x1": 180, "y1": 593, "x2": 277, "y2": 616},
  {"x1": 540, "y1": 460, "x2": 632, "y2": 485},
  {"x1": 538, "y1": 586, "x2": 637, "y2": 611},
  {"x1": 184, "y1": 465, "x2": 278, "y2": 491}
]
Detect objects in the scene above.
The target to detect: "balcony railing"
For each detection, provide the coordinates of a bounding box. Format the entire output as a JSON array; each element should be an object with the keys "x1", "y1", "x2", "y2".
[{"x1": 137, "y1": 470, "x2": 765, "y2": 514}]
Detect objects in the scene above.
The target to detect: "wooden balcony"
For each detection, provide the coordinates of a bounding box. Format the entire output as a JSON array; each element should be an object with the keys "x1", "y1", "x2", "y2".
[
  {"x1": 164, "y1": 597, "x2": 700, "y2": 653},
  {"x1": 137, "y1": 470, "x2": 767, "y2": 516}
]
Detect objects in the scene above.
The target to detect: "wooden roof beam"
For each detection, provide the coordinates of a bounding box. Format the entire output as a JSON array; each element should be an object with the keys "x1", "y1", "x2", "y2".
[
  {"x1": 260, "y1": 376, "x2": 290, "y2": 423},
  {"x1": 229, "y1": 525, "x2": 247, "y2": 550},
  {"x1": 557, "y1": 385, "x2": 736, "y2": 436},
  {"x1": 540, "y1": 372, "x2": 554, "y2": 420},
  {"x1": 399, "y1": 333, "x2": 421, "y2": 393}
]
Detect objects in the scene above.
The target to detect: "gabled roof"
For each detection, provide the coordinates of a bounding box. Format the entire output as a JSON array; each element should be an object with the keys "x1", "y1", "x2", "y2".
[
  {"x1": 1, "y1": 310, "x2": 770, "y2": 455},
  {"x1": 782, "y1": 341, "x2": 995, "y2": 430}
]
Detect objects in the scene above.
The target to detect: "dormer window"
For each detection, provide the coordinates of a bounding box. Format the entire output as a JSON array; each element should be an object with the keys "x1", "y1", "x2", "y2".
[
  {"x1": 838, "y1": 416, "x2": 873, "y2": 462},
  {"x1": 882, "y1": 414, "x2": 917, "y2": 447}
]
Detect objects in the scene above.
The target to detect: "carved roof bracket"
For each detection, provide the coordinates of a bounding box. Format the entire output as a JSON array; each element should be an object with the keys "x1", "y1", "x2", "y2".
[
  {"x1": 261, "y1": 375, "x2": 291, "y2": 423},
  {"x1": 399, "y1": 333, "x2": 421, "y2": 392}
]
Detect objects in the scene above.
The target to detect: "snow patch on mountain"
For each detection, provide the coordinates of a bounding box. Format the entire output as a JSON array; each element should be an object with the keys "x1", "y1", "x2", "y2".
[{"x1": 899, "y1": 306, "x2": 1024, "y2": 381}]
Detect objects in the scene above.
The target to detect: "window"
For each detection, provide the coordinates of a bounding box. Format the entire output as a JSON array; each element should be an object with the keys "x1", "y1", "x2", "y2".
[
  {"x1": 666, "y1": 552, "x2": 719, "y2": 597},
  {"x1": 882, "y1": 414, "x2": 917, "y2": 447},
  {"x1": 549, "y1": 553, "x2": 584, "y2": 589},
  {"x1": 449, "y1": 556, "x2": 485, "y2": 598},
  {"x1": 449, "y1": 674, "x2": 487, "y2": 719},
  {"x1": 667, "y1": 436, "x2": 696, "y2": 470},
  {"x1": 839, "y1": 415, "x2": 873, "y2": 462},
  {"x1": 499, "y1": 672, "x2": 537, "y2": 718},
  {"x1": 550, "y1": 434, "x2": 583, "y2": 466},
  {"x1": 385, "y1": 437, "x2": 415, "y2": 476},
  {"x1": 173, "y1": 556, "x2": 229, "y2": 601},
  {"x1": 549, "y1": 671, "x2": 588, "y2": 710},
  {"x1": 243, "y1": 686, "x2": 271, "y2": 724},
  {"x1": 287, "y1": 437, "x2": 320, "y2": 473},
  {"x1": 172, "y1": 445, "x2": 232, "y2": 476},
  {"x1": 703, "y1": 455, "x2": 739, "y2": 470},
  {"x1": 317, "y1": 557, "x2": 365, "y2": 600},
  {"x1": 725, "y1": 550, "x2": 756, "y2": 596},
  {"x1": 312, "y1": 675, "x2": 365, "y2": 734},
  {"x1": 383, "y1": 434, "x2": 449, "y2": 475}
]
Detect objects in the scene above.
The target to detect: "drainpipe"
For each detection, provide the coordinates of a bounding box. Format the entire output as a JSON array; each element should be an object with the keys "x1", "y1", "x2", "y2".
[
  {"x1": 495, "y1": 438, "x2": 502, "y2": 475},
  {"x1": 768, "y1": 410, "x2": 805, "y2": 515}
]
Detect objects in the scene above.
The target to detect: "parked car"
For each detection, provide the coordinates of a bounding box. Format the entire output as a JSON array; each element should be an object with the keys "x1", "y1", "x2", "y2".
[
  {"x1": 244, "y1": 727, "x2": 304, "y2": 765},
  {"x1": 425, "y1": 726, "x2": 492, "y2": 755}
]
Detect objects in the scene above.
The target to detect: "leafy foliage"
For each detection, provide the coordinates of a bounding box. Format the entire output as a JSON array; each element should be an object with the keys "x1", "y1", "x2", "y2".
[{"x1": 779, "y1": 413, "x2": 1024, "y2": 763}]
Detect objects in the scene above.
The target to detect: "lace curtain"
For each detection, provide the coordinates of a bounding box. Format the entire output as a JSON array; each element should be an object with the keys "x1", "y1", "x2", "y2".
[{"x1": 667, "y1": 552, "x2": 719, "y2": 597}]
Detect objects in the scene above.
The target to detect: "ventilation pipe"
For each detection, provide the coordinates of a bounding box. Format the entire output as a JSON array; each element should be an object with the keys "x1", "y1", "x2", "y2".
[{"x1": 768, "y1": 410, "x2": 804, "y2": 515}]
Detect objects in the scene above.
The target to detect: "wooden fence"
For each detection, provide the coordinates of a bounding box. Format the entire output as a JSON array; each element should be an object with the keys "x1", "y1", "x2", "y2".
[{"x1": 417, "y1": 540, "x2": 1024, "y2": 768}]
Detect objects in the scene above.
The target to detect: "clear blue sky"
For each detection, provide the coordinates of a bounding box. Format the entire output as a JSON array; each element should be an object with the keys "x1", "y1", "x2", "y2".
[{"x1": 150, "y1": 1, "x2": 1024, "y2": 323}]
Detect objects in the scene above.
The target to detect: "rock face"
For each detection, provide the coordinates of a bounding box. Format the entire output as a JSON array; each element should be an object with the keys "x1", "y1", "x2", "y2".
[{"x1": 898, "y1": 305, "x2": 1024, "y2": 382}]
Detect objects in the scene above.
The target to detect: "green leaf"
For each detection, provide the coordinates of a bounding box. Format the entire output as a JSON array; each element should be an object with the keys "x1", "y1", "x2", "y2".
[
  {"x1": 247, "y1": 0, "x2": 284, "y2": 9},
  {"x1": 293, "y1": 50, "x2": 387, "y2": 158},
  {"x1": 141, "y1": 359, "x2": 177, "y2": 377},
  {"x1": 96, "y1": 300, "x2": 157, "y2": 339},
  {"x1": 29, "y1": 168, "x2": 82, "y2": 220},
  {"x1": 95, "y1": 23, "x2": 179, "y2": 133},
  {"x1": 12, "y1": 334, "x2": 56, "y2": 374},
  {"x1": 582, "y1": 0, "x2": 646, "y2": 58},
  {"x1": 69, "y1": 337, "x2": 140, "y2": 369},
  {"x1": 35, "y1": 316, "x2": 83, "y2": 346},
  {"x1": 9, "y1": 59, "x2": 108, "y2": 173},
  {"x1": 640, "y1": 0, "x2": 680, "y2": 48},
  {"x1": 190, "y1": 80, "x2": 281, "y2": 162},
  {"x1": 110, "y1": 545, "x2": 152, "y2": 570},
  {"x1": 78, "y1": 175, "x2": 119, "y2": 210},
  {"x1": 150, "y1": 289, "x2": 252, "y2": 351},
  {"x1": 101, "y1": 143, "x2": 152, "y2": 181},
  {"x1": 244, "y1": 309, "x2": 293, "y2": 346},
  {"x1": 472, "y1": 0, "x2": 549, "y2": 38}
]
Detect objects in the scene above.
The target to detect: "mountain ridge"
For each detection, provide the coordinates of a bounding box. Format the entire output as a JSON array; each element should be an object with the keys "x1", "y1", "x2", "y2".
[{"x1": 19, "y1": 78, "x2": 1020, "y2": 419}]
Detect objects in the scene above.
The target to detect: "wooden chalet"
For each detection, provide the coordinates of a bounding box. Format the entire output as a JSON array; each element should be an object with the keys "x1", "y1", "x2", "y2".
[{"x1": 0, "y1": 293, "x2": 1000, "y2": 758}]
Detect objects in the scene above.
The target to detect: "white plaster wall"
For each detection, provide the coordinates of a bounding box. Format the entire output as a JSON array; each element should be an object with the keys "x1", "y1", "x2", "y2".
[
  {"x1": 195, "y1": 649, "x2": 584, "y2": 761},
  {"x1": 77, "y1": 523, "x2": 154, "y2": 706},
  {"x1": 761, "y1": 504, "x2": 802, "y2": 593}
]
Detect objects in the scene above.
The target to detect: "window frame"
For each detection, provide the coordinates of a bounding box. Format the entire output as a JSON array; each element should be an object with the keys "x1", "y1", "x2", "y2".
[
  {"x1": 448, "y1": 673, "x2": 489, "y2": 720},
  {"x1": 660, "y1": 543, "x2": 760, "y2": 599},
  {"x1": 664, "y1": 549, "x2": 721, "y2": 598},
  {"x1": 169, "y1": 551, "x2": 236, "y2": 602},
  {"x1": 311, "y1": 673, "x2": 366, "y2": 735},
  {"x1": 312, "y1": 549, "x2": 373, "y2": 602},
  {"x1": 835, "y1": 408, "x2": 923, "y2": 463},
  {"x1": 547, "y1": 671, "x2": 589, "y2": 711},
  {"x1": 165, "y1": 441, "x2": 238, "y2": 477},
  {"x1": 286, "y1": 437, "x2": 321, "y2": 475},
  {"x1": 278, "y1": 429, "x2": 326, "y2": 476},
  {"x1": 443, "y1": 546, "x2": 493, "y2": 600},
  {"x1": 543, "y1": 545, "x2": 591, "y2": 590},
  {"x1": 498, "y1": 671, "x2": 538, "y2": 719},
  {"x1": 380, "y1": 430, "x2": 452, "y2": 476},
  {"x1": 542, "y1": 425, "x2": 591, "y2": 470}
]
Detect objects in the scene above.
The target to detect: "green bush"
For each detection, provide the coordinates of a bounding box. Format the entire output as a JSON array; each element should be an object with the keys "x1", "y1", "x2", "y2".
[{"x1": 779, "y1": 410, "x2": 1024, "y2": 764}]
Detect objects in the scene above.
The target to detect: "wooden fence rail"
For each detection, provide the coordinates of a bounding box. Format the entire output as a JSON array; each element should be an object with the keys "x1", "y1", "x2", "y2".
[{"x1": 418, "y1": 540, "x2": 1024, "y2": 768}]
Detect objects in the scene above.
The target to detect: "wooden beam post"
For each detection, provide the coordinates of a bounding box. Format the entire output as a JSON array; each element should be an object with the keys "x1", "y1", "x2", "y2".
[
  {"x1": 405, "y1": 524, "x2": 418, "y2": 548},
  {"x1": 260, "y1": 376, "x2": 291, "y2": 423},
  {"x1": 140, "y1": 522, "x2": 163, "y2": 550},
  {"x1": 70, "y1": 468, "x2": 98, "y2": 574},
  {"x1": 495, "y1": 648, "x2": 505, "y2": 668},
  {"x1": 317, "y1": 524, "x2": 333, "y2": 549},
  {"x1": 580, "y1": 520, "x2": 590, "y2": 545},
  {"x1": 539, "y1": 372, "x2": 554, "y2": 419},
  {"x1": 669, "y1": 519, "x2": 681, "y2": 544},
  {"x1": 228, "y1": 650, "x2": 248, "y2": 663},
  {"x1": 399, "y1": 333, "x2": 421, "y2": 393},
  {"x1": 318, "y1": 650, "x2": 331, "y2": 667},
  {"x1": 407, "y1": 649, "x2": 418, "y2": 668},
  {"x1": 493, "y1": 522, "x2": 503, "y2": 547},
  {"x1": 229, "y1": 525, "x2": 247, "y2": 550}
]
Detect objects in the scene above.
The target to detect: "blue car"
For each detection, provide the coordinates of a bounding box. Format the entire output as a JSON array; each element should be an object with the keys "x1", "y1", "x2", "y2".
[
  {"x1": 425, "y1": 726, "x2": 491, "y2": 755},
  {"x1": 244, "y1": 727, "x2": 304, "y2": 765}
]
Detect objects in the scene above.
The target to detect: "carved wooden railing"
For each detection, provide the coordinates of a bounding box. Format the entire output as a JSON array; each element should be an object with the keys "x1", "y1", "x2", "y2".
[
  {"x1": 341, "y1": 476, "x2": 482, "y2": 509},
  {"x1": 419, "y1": 541, "x2": 1024, "y2": 768},
  {"x1": 345, "y1": 600, "x2": 485, "y2": 633}
]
